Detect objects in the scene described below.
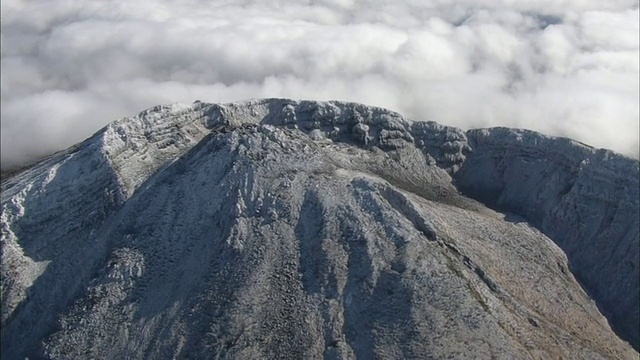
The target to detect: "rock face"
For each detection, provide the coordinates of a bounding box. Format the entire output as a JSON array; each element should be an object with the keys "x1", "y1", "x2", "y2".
[
  {"x1": 454, "y1": 128, "x2": 640, "y2": 351},
  {"x1": 1, "y1": 99, "x2": 638, "y2": 359}
]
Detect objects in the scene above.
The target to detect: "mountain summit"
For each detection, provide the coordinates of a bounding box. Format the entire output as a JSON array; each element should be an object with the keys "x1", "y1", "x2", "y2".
[{"x1": 2, "y1": 99, "x2": 638, "y2": 359}]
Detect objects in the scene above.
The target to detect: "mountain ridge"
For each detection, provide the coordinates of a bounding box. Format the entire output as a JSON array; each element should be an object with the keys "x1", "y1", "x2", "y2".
[{"x1": 1, "y1": 99, "x2": 638, "y2": 359}]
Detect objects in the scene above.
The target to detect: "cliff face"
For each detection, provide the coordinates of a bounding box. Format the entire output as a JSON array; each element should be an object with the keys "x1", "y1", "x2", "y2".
[
  {"x1": 1, "y1": 99, "x2": 638, "y2": 359},
  {"x1": 454, "y1": 128, "x2": 640, "y2": 350}
]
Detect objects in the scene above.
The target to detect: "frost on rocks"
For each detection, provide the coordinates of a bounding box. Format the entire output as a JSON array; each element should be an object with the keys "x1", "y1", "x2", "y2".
[
  {"x1": 455, "y1": 127, "x2": 640, "y2": 351},
  {"x1": 1, "y1": 99, "x2": 638, "y2": 359}
]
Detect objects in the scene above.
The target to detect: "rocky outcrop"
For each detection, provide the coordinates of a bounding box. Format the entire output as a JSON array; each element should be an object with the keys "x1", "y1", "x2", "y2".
[
  {"x1": 1, "y1": 99, "x2": 638, "y2": 359},
  {"x1": 454, "y1": 127, "x2": 640, "y2": 350}
]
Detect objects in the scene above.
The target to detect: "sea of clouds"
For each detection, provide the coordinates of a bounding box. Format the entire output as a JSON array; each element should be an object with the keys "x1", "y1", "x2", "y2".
[{"x1": 1, "y1": 0, "x2": 638, "y2": 168}]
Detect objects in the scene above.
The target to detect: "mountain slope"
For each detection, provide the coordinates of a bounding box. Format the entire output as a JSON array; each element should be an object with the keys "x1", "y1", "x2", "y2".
[
  {"x1": 455, "y1": 128, "x2": 640, "y2": 350},
  {"x1": 1, "y1": 99, "x2": 638, "y2": 359}
]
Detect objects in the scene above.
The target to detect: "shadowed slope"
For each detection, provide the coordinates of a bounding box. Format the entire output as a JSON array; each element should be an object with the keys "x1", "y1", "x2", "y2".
[{"x1": 454, "y1": 128, "x2": 640, "y2": 349}]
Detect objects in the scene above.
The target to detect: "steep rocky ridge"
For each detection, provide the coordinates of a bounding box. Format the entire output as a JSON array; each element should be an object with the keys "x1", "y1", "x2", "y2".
[
  {"x1": 1, "y1": 99, "x2": 638, "y2": 359},
  {"x1": 454, "y1": 128, "x2": 640, "y2": 350}
]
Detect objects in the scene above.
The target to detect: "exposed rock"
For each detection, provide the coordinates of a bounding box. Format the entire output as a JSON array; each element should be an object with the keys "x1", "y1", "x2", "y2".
[
  {"x1": 455, "y1": 127, "x2": 640, "y2": 350},
  {"x1": 1, "y1": 99, "x2": 637, "y2": 359}
]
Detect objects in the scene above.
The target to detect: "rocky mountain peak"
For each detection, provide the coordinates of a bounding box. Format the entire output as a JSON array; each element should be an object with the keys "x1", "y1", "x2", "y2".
[{"x1": 1, "y1": 99, "x2": 638, "y2": 359}]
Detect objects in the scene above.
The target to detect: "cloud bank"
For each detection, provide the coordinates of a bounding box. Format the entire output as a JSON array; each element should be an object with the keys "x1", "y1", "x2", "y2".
[{"x1": 1, "y1": 0, "x2": 638, "y2": 168}]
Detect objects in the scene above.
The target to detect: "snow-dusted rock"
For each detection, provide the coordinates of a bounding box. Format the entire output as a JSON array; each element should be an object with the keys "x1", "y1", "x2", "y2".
[
  {"x1": 1, "y1": 99, "x2": 637, "y2": 359},
  {"x1": 455, "y1": 127, "x2": 640, "y2": 350}
]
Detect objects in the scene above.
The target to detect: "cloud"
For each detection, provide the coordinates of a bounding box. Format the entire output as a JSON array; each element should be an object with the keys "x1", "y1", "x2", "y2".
[{"x1": 1, "y1": 0, "x2": 638, "y2": 168}]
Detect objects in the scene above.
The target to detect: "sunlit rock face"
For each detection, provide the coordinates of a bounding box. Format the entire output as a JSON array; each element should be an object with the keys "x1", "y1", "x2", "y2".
[{"x1": 1, "y1": 99, "x2": 638, "y2": 359}]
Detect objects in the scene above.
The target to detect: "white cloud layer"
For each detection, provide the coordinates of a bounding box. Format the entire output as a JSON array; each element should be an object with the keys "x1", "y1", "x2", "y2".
[{"x1": 1, "y1": 0, "x2": 638, "y2": 168}]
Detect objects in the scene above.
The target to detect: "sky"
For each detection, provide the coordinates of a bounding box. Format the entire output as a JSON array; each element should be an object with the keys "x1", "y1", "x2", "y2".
[{"x1": 1, "y1": 0, "x2": 638, "y2": 169}]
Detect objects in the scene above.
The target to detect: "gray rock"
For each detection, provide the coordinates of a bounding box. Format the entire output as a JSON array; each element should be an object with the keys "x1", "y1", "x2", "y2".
[
  {"x1": 454, "y1": 127, "x2": 640, "y2": 350},
  {"x1": 1, "y1": 99, "x2": 637, "y2": 359}
]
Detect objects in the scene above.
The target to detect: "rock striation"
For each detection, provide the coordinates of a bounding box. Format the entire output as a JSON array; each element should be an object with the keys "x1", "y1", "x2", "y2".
[{"x1": 1, "y1": 99, "x2": 638, "y2": 359}]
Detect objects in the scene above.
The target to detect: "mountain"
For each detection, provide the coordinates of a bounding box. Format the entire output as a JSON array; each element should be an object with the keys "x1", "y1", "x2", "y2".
[{"x1": 1, "y1": 99, "x2": 638, "y2": 359}]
